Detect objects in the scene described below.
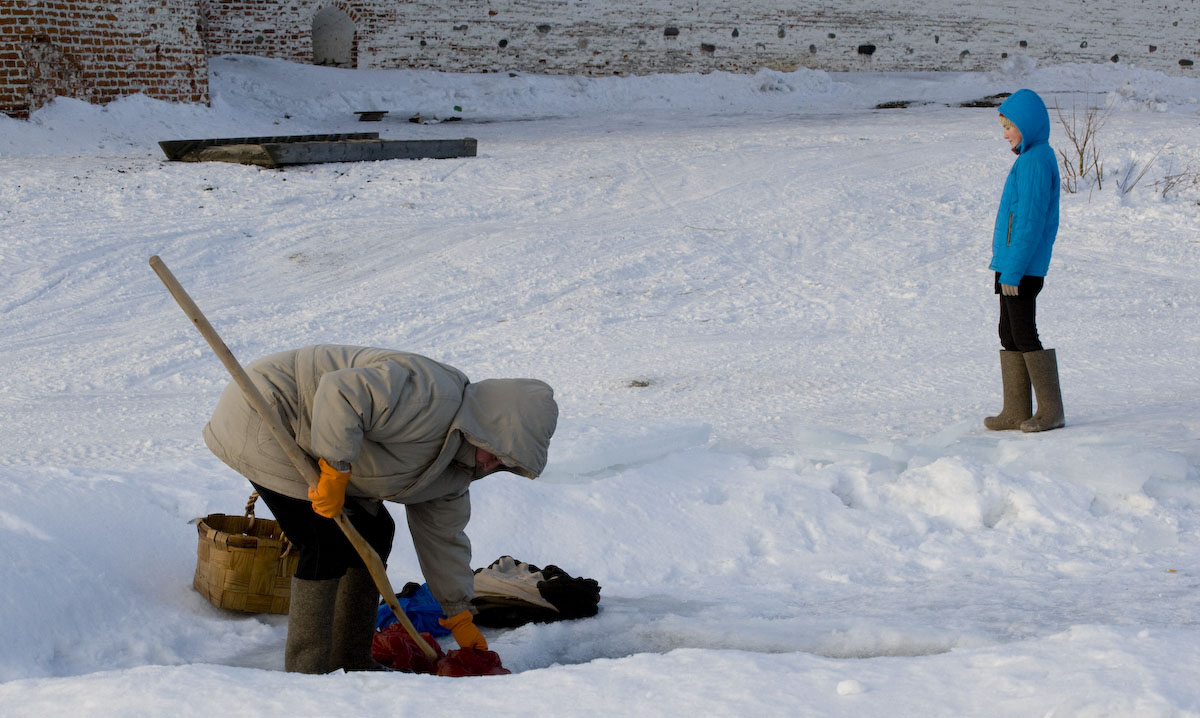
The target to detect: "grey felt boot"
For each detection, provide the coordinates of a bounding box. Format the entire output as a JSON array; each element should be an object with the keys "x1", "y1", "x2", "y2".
[
  {"x1": 330, "y1": 566, "x2": 383, "y2": 671},
  {"x1": 284, "y1": 576, "x2": 339, "y2": 674},
  {"x1": 984, "y1": 350, "x2": 1033, "y2": 431},
  {"x1": 1020, "y1": 348, "x2": 1065, "y2": 433}
]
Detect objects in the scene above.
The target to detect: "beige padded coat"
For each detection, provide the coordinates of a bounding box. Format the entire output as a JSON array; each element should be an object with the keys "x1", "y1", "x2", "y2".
[{"x1": 202, "y1": 344, "x2": 559, "y2": 616}]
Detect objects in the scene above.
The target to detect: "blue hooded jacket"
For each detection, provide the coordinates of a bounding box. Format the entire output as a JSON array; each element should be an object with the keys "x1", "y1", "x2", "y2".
[{"x1": 991, "y1": 89, "x2": 1060, "y2": 286}]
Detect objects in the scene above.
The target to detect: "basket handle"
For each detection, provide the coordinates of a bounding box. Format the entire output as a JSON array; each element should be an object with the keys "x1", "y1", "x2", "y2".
[
  {"x1": 243, "y1": 491, "x2": 295, "y2": 558},
  {"x1": 244, "y1": 492, "x2": 258, "y2": 532},
  {"x1": 279, "y1": 532, "x2": 294, "y2": 558}
]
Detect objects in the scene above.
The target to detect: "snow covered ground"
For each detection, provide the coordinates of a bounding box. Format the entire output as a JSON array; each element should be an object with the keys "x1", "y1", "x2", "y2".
[{"x1": 1, "y1": 54, "x2": 1199, "y2": 716}]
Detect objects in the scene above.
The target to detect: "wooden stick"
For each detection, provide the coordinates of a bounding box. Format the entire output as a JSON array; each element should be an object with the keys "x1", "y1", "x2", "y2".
[{"x1": 149, "y1": 255, "x2": 438, "y2": 661}]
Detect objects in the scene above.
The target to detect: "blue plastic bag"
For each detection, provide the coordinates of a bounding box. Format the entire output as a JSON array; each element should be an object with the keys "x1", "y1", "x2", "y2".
[{"x1": 375, "y1": 582, "x2": 450, "y2": 637}]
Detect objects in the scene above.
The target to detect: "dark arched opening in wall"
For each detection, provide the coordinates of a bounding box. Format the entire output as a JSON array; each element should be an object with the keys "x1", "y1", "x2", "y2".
[{"x1": 313, "y1": 6, "x2": 356, "y2": 67}]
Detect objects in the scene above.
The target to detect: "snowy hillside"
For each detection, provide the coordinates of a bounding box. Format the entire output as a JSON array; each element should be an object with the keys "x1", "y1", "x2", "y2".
[{"x1": 0, "y1": 54, "x2": 1198, "y2": 716}]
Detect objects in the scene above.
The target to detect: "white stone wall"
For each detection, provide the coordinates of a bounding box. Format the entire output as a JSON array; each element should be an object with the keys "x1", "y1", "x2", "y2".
[{"x1": 356, "y1": 0, "x2": 1197, "y2": 76}]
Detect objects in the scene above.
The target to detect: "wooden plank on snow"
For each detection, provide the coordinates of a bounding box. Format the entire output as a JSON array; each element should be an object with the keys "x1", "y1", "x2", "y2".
[
  {"x1": 158, "y1": 134, "x2": 476, "y2": 167},
  {"x1": 259, "y1": 138, "x2": 477, "y2": 167}
]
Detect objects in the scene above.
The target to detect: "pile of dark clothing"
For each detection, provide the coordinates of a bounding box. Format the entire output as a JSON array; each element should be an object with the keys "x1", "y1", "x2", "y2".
[
  {"x1": 374, "y1": 555, "x2": 601, "y2": 633},
  {"x1": 471, "y1": 556, "x2": 602, "y2": 628}
]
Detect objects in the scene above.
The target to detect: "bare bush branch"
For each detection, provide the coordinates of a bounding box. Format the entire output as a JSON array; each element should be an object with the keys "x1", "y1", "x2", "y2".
[
  {"x1": 1117, "y1": 142, "x2": 1169, "y2": 195},
  {"x1": 1054, "y1": 95, "x2": 1111, "y2": 194},
  {"x1": 1154, "y1": 162, "x2": 1200, "y2": 198}
]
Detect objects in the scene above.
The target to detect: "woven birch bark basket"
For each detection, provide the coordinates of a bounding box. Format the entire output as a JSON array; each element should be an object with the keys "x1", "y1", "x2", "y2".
[{"x1": 193, "y1": 492, "x2": 298, "y2": 614}]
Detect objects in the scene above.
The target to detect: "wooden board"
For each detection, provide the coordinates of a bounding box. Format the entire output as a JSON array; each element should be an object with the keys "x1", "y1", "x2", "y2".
[
  {"x1": 355, "y1": 111, "x2": 389, "y2": 121},
  {"x1": 260, "y1": 138, "x2": 476, "y2": 166},
  {"x1": 159, "y1": 133, "x2": 477, "y2": 167},
  {"x1": 159, "y1": 133, "x2": 379, "y2": 161}
]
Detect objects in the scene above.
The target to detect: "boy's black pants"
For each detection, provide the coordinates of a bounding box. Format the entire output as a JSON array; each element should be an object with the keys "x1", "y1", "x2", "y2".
[
  {"x1": 995, "y1": 272, "x2": 1045, "y2": 353},
  {"x1": 250, "y1": 482, "x2": 395, "y2": 581}
]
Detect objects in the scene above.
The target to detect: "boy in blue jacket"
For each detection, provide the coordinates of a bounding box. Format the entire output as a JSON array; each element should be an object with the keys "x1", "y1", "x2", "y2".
[{"x1": 984, "y1": 88, "x2": 1065, "y2": 432}]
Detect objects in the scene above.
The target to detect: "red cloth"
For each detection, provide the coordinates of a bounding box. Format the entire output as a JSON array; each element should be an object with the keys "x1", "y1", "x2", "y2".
[
  {"x1": 437, "y1": 647, "x2": 511, "y2": 677},
  {"x1": 371, "y1": 625, "x2": 444, "y2": 674},
  {"x1": 372, "y1": 626, "x2": 511, "y2": 676}
]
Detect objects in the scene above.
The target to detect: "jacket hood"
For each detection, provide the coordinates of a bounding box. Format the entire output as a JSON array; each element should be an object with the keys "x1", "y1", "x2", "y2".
[
  {"x1": 452, "y1": 378, "x2": 559, "y2": 478},
  {"x1": 998, "y1": 89, "x2": 1051, "y2": 153}
]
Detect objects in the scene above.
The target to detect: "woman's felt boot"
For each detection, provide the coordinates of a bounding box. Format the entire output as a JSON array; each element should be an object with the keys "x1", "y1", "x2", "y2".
[
  {"x1": 284, "y1": 576, "x2": 339, "y2": 673},
  {"x1": 1020, "y1": 348, "x2": 1065, "y2": 432},
  {"x1": 330, "y1": 566, "x2": 384, "y2": 671},
  {"x1": 984, "y1": 350, "x2": 1032, "y2": 430}
]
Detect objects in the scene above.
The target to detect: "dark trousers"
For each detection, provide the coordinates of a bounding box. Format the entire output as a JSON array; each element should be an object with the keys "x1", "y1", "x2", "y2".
[
  {"x1": 995, "y1": 272, "x2": 1045, "y2": 352},
  {"x1": 251, "y1": 482, "x2": 395, "y2": 581}
]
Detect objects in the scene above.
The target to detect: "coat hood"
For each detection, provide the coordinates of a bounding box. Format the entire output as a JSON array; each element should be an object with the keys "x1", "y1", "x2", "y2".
[
  {"x1": 452, "y1": 378, "x2": 558, "y2": 478},
  {"x1": 998, "y1": 89, "x2": 1051, "y2": 153}
]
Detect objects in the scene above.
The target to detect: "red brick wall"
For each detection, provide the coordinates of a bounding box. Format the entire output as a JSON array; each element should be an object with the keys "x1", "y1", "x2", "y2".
[{"x1": 1, "y1": 0, "x2": 207, "y2": 118}]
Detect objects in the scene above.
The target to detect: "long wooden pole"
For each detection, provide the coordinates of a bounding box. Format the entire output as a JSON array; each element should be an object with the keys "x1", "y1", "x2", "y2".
[{"x1": 149, "y1": 255, "x2": 438, "y2": 661}]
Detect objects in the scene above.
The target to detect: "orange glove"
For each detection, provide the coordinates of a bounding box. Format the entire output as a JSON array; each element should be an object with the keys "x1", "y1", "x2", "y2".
[
  {"x1": 308, "y1": 458, "x2": 350, "y2": 518},
  {"x1": 439, "y1": 610, "x2": 488, "y2": 651}
]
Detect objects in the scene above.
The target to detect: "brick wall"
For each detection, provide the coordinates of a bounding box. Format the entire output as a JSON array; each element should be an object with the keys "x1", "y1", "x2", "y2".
[
  {"x1": 200, "y1": 0, "x2": 315, "y2": 64},
  {"x1": 2, "y1": 1, "x2": 1197, "y2": 119},
  {"x1": 1, "y1": 0, "x2": 207, "y2": 118}
]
